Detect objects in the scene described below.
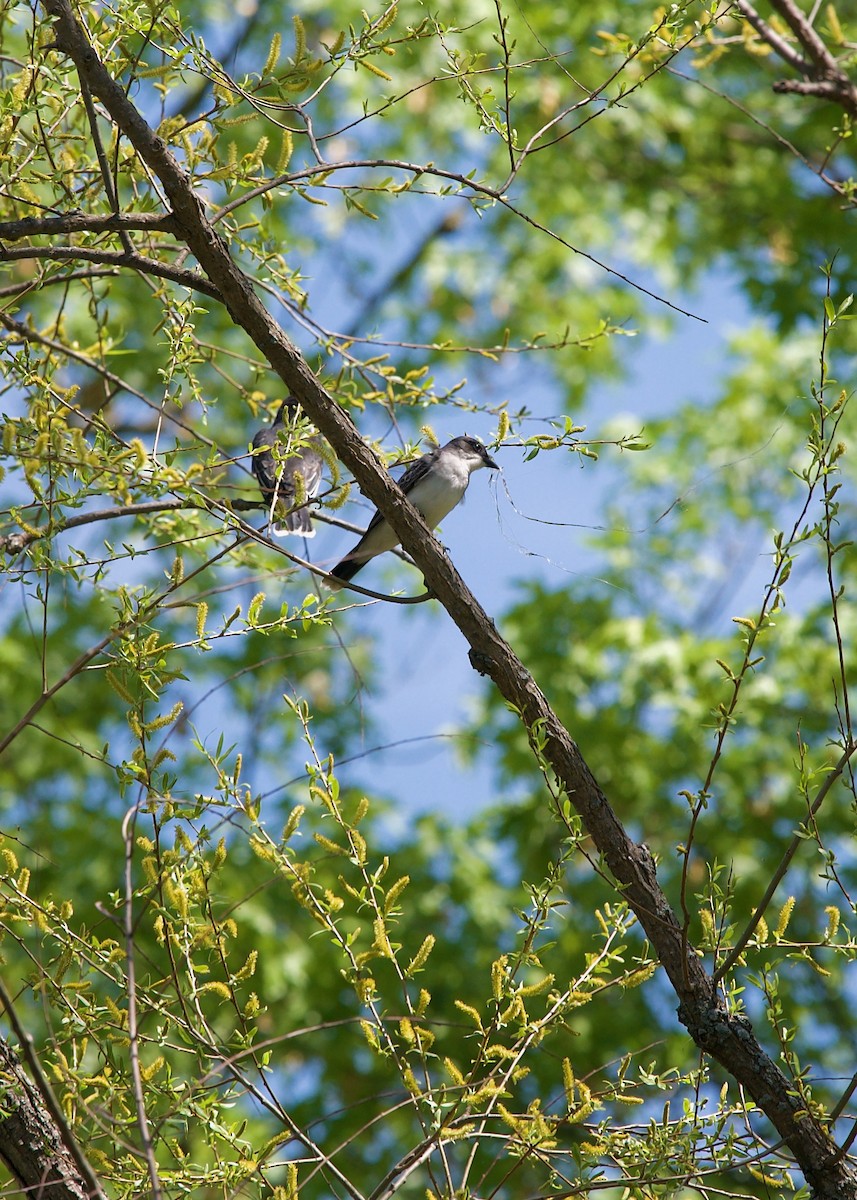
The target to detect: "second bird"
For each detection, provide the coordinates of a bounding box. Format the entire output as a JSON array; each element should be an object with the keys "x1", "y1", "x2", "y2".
[
  {"x1": 251, "y1": 397, "x2": 324, "y2": 537},
  {"x1": 327, "y1": 435, "x2": 498, "y2": 591}
]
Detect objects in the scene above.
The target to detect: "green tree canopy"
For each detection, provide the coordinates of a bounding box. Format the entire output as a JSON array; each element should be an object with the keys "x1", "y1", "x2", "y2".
[{"x1": 1, "y1": 1, "x2": 856, "y2": 1198}]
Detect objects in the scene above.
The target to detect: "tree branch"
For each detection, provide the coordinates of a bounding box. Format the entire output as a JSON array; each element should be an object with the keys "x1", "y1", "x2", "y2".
[
  {"x1": 120, "y1": 800, "x2": 163, "y2": 1200},
  {"x1": 1, "y1": 497, "x2": 431, "y2": 613},
  {"x1": 0, "y1": 980, "x2": 105, "y2": 1200},
  {"x1": 712, "y1": 739, "x2": 857, "y2": 985},
  {"x1": 733, "y1": 0, "x2": 812, "y2": 75},
  {"x1": 0, "y1": 244, "x2": 222, "y2": 299},
  {"x1": 211, "y1": 156, "x2": 702, "y2": 319},
  {"x1": 772, "y1": 77, "x2": 847, "y2": 100},
  {"x1": 766, "y1": 0, "x2": 841, "y2": 74},
  {"x1": 36, "y1": 2, "x2": 857, "y2": 1195},
  {"x1": 0, "y1": 266, "x2": 122, "y2": 299},
  {"x1": 0, "y1": 499, "x2": 189, "y2": 555},
  {"x1": 735, "y1": 0, "x2": 857, "y2": 117},
  {"x1": 0, "y1": 211, "x2": 180, "y2": 240},
  {"x1": 78, "y1": 73, "x2": 133, "y2": 254},
  {"x1": 0, "y1": 1032, "x2": 100, "y2": 1200}
]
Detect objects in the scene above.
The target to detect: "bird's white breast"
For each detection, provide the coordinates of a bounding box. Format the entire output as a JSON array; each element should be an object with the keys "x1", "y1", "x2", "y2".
[{"x1": 411, "y1": 462, "x2": 470, "y2": 527}]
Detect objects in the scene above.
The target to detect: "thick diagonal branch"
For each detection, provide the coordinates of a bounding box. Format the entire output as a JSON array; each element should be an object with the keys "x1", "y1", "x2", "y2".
[
  {"x1": 735, "y1": 0, "x2": 857, "y2": 116},
  {"x1": 37, "y1": 4, "x2": 857, "y2": 1196}
]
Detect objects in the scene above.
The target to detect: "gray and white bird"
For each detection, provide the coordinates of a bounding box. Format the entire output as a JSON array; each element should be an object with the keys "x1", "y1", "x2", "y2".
[
  {"x1": 251, "y1": 397, "x2": 324, "y2": 537},
  {"x1": 327, "y1": 435, "x2": 498, "y2": 591}
]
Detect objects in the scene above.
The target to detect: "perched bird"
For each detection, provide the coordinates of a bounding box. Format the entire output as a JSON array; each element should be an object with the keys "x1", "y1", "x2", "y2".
[
  {"x1": 327, "y1": 435, "x2": 498, "y2": 591},
  {"x1": 251, "y1": 397, "x2": 324, "y2": 537}
]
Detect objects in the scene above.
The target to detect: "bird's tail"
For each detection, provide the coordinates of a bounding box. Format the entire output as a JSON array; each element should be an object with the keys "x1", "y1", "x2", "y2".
[
  {"x1": 271, "y1": 506, "x2": 315, "y2": 538},
  {"x1": 325, "y1": 554, "x2": 365, "y2": 592}
]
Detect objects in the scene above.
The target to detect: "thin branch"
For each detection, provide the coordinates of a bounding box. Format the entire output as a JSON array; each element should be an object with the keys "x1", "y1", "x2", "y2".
[
  {"x1": 0, "y1": 244, "x2": 222, "y2": 299},
  {"x1": 493, "y1": 0, "x2": 516, "y2": 174},
  {"x1": 0, "y1": 519, "x2": 245, "y2": 757},
  {"x1": 818, "y1": 273, "x2": 854, "y2": 784},
  {"x1": 121, "y1": 797, "x2": 164, "y2": 1200},
  {"x1": 0, "y1": 311, "x2": 224, "y2": 448},
  {"x1": 78, "y1": 74, "x2": 133, "y2": 254},
  {"x1": 666, "y1": 64, "x2": 855, "y2": 206},
  {"x1": 210, "y1": 158, "x2": 704, "y2": 320},
  {"x1": 837, "y1": 1112, "x2": 857, "y2": 1162},
  {"x1": 712, "y1": 740, "x2": 857, "y2": 985},
  {"x1": 502, "y1": 1, "x2": 720, "y2": 183},
  {"x1": 225, "y1": 509, "x2": 434, "y2": 603},
  {"x1": 211, "y1": 155, "x2": 504, "y2": 223},
  {"x1": 499, "y1": 194, "x2": 705, "y2": 322},
  {"x1": 0, "y1": 490, "x2": 432, "y2": 606},
  {"x1": 0, "y1": 498, "x2": 189, "y2": 555},
  {"x1": 0, "y1": 266, "x2": 122, "y2": 300},
  {"x1": 678, "y1": 384, "x2": 848, "y2": 939},
  {"x1": 0, "y1": 628, "x2": 116, "y2": 757}
]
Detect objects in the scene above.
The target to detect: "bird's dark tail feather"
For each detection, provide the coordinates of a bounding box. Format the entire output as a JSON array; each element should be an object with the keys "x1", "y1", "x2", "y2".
[{"x1": 326, "y1": 554, "x2": 365, "y2": 591}]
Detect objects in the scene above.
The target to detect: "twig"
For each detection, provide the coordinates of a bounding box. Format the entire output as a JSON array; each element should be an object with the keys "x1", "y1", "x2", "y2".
[
  {"x1": 121, "y1": 795, "x2": 163, "y2": 1200},
  {"x1": 712, "y1": 740, "x2": 857, "y2": 985},
  {"x1": 210, "y1": 157, "x2": 704, "y2": 319},
  {"x1": 0, "y1": 629, "x2": 115, "y2": 756},
  {"x1": 0, "y1": 266, "x2": 123, "y2": 300},
  {"x1": 499, "y1": 194, "x2": 706, "y2": 322},
  {"x1": 225, "y1": 508, "x2": 434, "y2": 603},
  {"x1": 0, "y1": 524, "x2": 245, "y2": 756},
  {"x1": 667, "y1": 64, "x2": 854, "y2": 206},
  {"x1": 817, "y1": 272, "x2": 854, "y2": 785},
  {"x1": 493, "y1": 0, "x2": 516, "y2": 174},
  {"x1": 0, "y1": 499, "x2": 190, "y2": 555},
  {"x1": 79, "y1": 75, "x2": 132, "y2": 254},
  {"x1": 0, "y1": 245, "x2": 221, "y2": 299}
]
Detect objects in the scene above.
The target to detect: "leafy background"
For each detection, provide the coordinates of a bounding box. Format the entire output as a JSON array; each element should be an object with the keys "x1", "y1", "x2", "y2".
[{"x1": 1, "y1": 0, "x2": 856, "y2": 1196}]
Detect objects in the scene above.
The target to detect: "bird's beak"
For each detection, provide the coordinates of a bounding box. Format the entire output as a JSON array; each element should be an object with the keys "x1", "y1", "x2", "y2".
[{"x1": 485, "y1": 453, "x2": 499, "y2": 470}]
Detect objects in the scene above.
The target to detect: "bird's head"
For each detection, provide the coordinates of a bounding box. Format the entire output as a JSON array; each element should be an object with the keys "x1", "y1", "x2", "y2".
[
  {"x1": 448, "y1": 435, "x2": 499, "y2": 472},
  {"x1": 273, "y1": 396, "x2": 300, "y2": 424}
]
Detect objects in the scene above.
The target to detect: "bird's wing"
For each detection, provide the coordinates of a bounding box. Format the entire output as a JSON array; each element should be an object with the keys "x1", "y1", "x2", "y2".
[
  {"x1": 295, "y1": 443, "x2": 325, "y2": 498},
  {"x1": 361, "y1": 448, "x2": 438, "y2": 533},
  {"x1": 254, "y1": 418, "x2": 324, "y2": 498},
  {"x1": 398, "y1": 449, "x2": 438, "y2": 496},
  {"x1": 251, "y1": 427, "x2": 277, "y2": 491}
]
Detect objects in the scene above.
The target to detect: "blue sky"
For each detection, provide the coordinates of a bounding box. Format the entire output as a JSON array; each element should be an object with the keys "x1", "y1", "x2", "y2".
[{"x1": 290, "y1": 267, "x2": 761, "y2": 825}]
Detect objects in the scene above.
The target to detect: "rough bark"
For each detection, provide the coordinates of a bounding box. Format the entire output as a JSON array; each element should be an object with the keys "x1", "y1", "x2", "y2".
[
  {"x1": 33, "y1": 3, "x2": 857, "y2": 1196},
  {"x1": 0, "y1": 1036, "x2": 94, "y2": 1200}
]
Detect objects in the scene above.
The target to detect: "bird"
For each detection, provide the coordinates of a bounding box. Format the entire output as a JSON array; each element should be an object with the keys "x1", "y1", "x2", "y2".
[
  {"x1": 326, "y1": 435, "x2": 498, "y2": 591},
  {"x1": 251, "y1": 397, "x2": 324, "y2": 537}
]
